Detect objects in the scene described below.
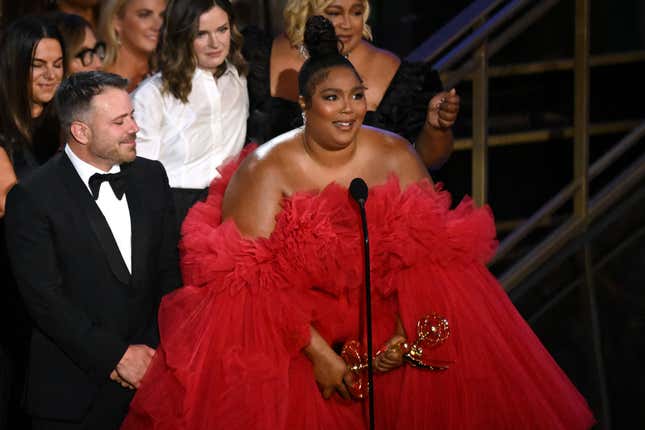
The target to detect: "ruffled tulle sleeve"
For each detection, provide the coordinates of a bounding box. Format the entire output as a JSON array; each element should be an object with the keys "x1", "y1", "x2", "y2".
[
  {"x1": 365, "y1": 61, "x2": 443, "y2": 143},
  {"x1": 366, "y1": 178, "x2": 496, "y2": 296}
]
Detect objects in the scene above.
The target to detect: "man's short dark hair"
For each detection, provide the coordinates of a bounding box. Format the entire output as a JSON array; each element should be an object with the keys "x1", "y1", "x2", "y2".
[{"x1": 55, "y1": 71, "x2": 128, "y2": 139}]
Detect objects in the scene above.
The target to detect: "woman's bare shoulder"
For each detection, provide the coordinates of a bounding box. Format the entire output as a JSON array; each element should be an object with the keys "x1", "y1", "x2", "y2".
[
  {"x1": 0, "y1": 146, "x2": 16, "y2": 179},
  {"x1": 355, "y1": 43, "x2": 401, "y2": 108},
  {"x1": 272, "y1": 33, "x2": 292, "y2": 51},
  {"x1": 271, "y1": 34, "x2": 302, "y2": 67},
  {"x1": 222, "y1": 132, "x2": 302, "y2": 238},
  {"x1": 364, "y1": 43, "x2": 400, "y2": 64},
  {"x1": 0, "y1": 146, "x2": 17, "y2": 218},
  {"x1": 361, "y1": 42, "x2": 401, "y2": 72},
  {"x1": 227, "y1": 133, "x2": 297, "y2": 194},
  {"x1": 361, "y1": 125, "x2": 408, "y2": 151},
  {"x1": 360, "y1": 126, "x2": 430, "y2": 186},
  {"x1": 270, "y1": 34, "x2": 303, "y2": 99}
]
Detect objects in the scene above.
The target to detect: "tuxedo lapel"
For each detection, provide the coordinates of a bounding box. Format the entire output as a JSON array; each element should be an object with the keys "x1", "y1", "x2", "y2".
[
  {"x1": 57, "y1": 154, "x2": 131, "y2": 285},
  {"x1": 124, "y1": 163, "x2": 149, "y2": 284}
]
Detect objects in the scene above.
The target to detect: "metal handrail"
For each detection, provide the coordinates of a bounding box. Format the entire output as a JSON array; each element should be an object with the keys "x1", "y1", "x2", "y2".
[
  {"x1": 433, "y1": 0, "x2": 533, "y2": 72},
  {"x1": 492, "y1": 121, "x2": 645, "y2": 264},
  {"x1": 499, "y1": 150, "x2": 645, "y2": 290},
  {"x1": 483, "y1": 51, "x2": 645, "y2": 78},
  {"x1": 443, "y1": 0, "x2": 560, "y2": 88},
  {"x1": 454, "y1": 119, "x2": 642, "y2": 149},
  {"x1": 589, "y1": 122, "x2": 645, "y2": 178},
  {"x1": 527, "y1": 221, "x2": 645, "y2": 325},
  {"x1": 406, "y1": 0, "x2": 503, "y2": 64},
  {"x1": 406, "y1": 0, "x2": 557, "y2": 75}
]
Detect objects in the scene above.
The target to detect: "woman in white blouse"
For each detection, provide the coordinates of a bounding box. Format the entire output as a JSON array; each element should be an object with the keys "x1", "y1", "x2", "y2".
[{"x1": 132, "y1": 0, "x2": 248, "y2": 227}]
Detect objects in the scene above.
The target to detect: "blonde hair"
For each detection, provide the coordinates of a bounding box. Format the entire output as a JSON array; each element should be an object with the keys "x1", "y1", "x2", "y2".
[
  {"x1": 97, "y1": 0, "x2": 131, "y2": 68},
  {"x1": 283, "y1": 0, "x2": 372, "y2": 47}
]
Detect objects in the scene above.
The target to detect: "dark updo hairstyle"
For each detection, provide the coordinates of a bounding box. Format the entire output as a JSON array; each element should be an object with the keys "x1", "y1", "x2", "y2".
[{"x1": 298, "y1": 15, "x2": 361, "y2": 106}]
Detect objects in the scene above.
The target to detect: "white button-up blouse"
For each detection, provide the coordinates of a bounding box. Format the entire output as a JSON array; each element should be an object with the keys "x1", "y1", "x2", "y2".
[{"x1": 131, "y1": 63, "x2": 248, "y2": 189}]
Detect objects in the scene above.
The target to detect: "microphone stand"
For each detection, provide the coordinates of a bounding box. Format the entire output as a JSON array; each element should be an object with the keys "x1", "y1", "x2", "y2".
[{"x1": 349, "y1": 178, "x2": 375, "y2": 430}]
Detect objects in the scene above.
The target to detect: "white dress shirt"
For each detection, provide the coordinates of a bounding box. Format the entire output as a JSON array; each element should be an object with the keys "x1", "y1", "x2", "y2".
[
  {"x1": 65, "y1": 145, "x2": 132, "y2": 273},
  {"x1": 131, "y1": 63, "x2": 248, "y2": 189}
]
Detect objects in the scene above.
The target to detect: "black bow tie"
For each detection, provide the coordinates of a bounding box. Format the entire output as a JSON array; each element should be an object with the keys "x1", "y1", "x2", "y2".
[{"x1": 89, "y1": 171, "x2": 128, "y2": 200}]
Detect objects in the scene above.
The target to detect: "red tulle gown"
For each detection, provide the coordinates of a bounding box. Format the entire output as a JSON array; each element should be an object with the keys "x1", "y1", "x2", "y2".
[{"x1": 121, "y1": 149, "x2": 595, "y2": 430}]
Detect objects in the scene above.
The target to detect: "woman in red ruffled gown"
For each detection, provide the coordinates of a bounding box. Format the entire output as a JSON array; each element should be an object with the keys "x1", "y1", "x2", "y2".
[{"x1": 121, "y1": 16, "x2": 595, "y2": 430}]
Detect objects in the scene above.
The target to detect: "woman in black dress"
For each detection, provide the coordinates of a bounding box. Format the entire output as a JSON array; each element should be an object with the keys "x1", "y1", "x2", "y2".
[
  {"x1": 243, "y1": 0, "x2": 460, "y2": 170},
  {"x1": 0, "y1": 15, "x2": 65, "y2": 428}
]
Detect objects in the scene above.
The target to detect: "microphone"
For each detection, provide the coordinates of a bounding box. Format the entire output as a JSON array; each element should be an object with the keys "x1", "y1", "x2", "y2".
[
  {"x1": 349, "y1": 177, "x2": 374, "y2": 430},
  {"x1": 349, "y1": 177, "x2": 368, "y2": 205}
]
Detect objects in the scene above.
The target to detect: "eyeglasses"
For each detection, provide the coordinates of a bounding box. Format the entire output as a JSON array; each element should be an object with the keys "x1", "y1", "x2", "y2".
[{"x1": 74, "y1": 42, "x2": 106, "y2": 67}]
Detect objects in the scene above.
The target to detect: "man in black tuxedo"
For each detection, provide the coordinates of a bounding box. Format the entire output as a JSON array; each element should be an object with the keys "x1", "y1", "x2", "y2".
[{"x1": 4, "y1": 71, "x2": 181, "y2": 429}]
